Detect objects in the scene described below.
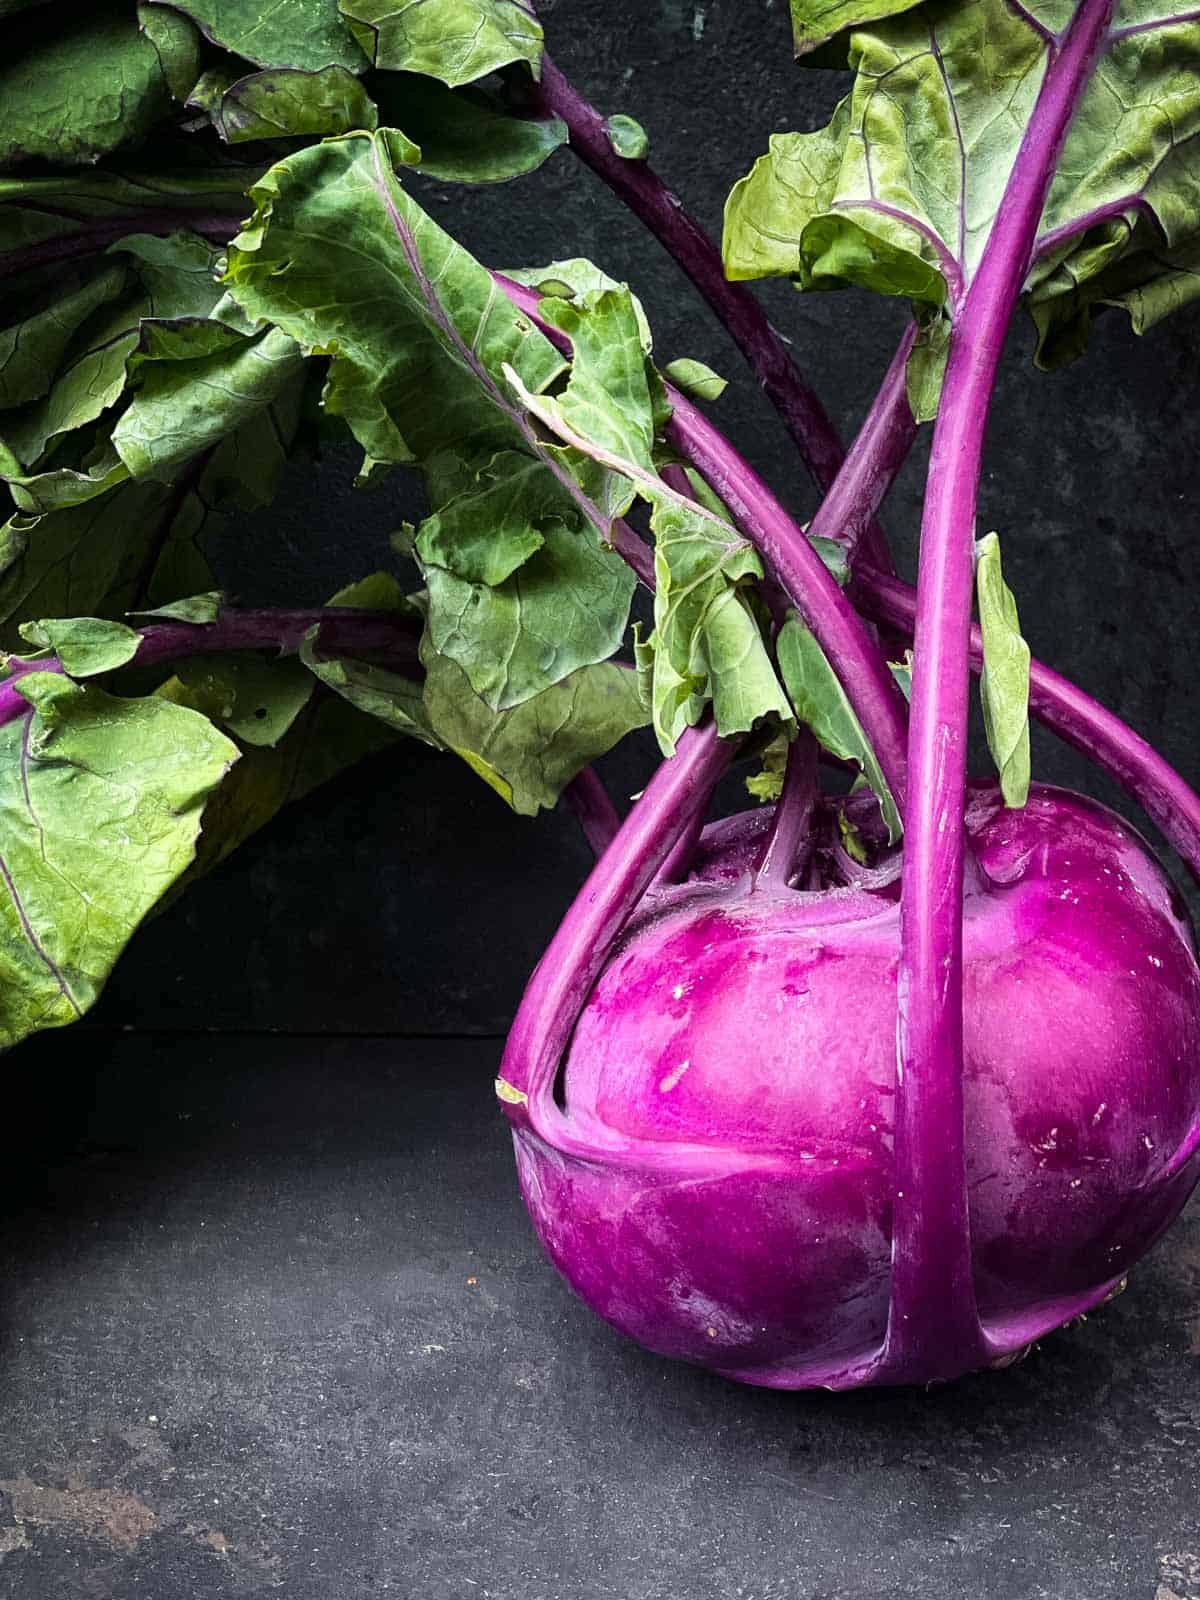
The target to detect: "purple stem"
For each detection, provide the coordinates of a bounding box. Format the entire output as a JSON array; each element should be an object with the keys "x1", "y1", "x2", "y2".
[
  {"x1": 887, "y1": 0, "x2": 1117, "y2": 1383},
  {"x1": 755, "y1": 730, "x2": 818, "y2": 888},
  {"x1": 532, "y1": 54, "x2": 896, "y2": 571},
  {"x1": 563, "y1": 767, "x2": 622, "y2": 857},
  {"x1": 496, "y1": 271, "x2": 910, "y2": 807},
  {"x1": 804, "y1": 327, "x2": 918, "y2": 567},
  {"x1": 856, "y1": 567, "x2": 1200, "y2": 884},
  {"x1": 0, "y1": 607, "x2": 421, "y2": 728},
  {"x1": 496, "y1": 720, "x2": 734, "y2": 1137}
]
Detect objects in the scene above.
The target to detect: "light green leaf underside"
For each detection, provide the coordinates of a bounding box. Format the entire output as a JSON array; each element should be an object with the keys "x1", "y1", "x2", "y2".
[
  {"x1": 374, "y1": 75, "x2": 566, "y2": 183},
  {"x1": 777, "y1": 616, "x2": 902, "y2": 842},
  {"x1": 0, "y1": 673, "x2": 237, "y2": 1050},
  {"x1": 975, "y1": 531, "x2": 1031, "y2": 807},
  {"x1": 17, "y1": 616, "x2": 141, "y2": 677}
]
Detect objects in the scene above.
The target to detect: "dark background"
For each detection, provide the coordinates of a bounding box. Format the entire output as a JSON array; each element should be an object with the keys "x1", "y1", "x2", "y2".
[{"x1": 6, "y1": 3, "x2": 1200, "y2": 1597}]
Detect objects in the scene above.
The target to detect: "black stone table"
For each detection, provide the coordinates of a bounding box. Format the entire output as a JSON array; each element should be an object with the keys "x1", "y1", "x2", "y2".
[{"x1": 2, "y1": 1030, "x2": 1198, "y2": 1599}]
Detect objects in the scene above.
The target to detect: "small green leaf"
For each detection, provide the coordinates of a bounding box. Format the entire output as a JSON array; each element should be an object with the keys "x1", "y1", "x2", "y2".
[
  {"x1": 663, "y1": 358, "x2": 727, "y2": 403},
  {"x1": 0, "y1": 673, "x2": 237, "y2": 1049},
  {"x1": 746, "y1": 734, "x2": 788, "y2": 802},
  {"x1": 173, "y1": 654, "x2": 316, "y2": 747},
  {"x1": 373, "y1": 74, "x2": 565, "y2": 184},
  {"x1": 788, "y1": 0, "x2": 923, "y2": 58},
  {"x1": 211, "y1": 66, "x2": 378, "y2": 143},
  {"x1": 341, "y1": 0, "x2": 543, "y2": 85},
  {"x1": 975, "y1": 532, "x2": 1030, "y2": 809},
  {"x1": 131, "y1": 591, "x2": 225, "y2": 624},
  {"x1": 605, "y1": 114, "x2": 648, "y2": 161},
  {"x1": 777, "y1": 616, "x2": 901, "y2": 843},
  {"x1": 300, "y1": 630, "x2": 442, "y2": 747},
  {"x1": 18, "y1": 616, "x2": 141, "y2": 677},
  {"x1": 414, "y1": 449, "x2": 555, "y2": 586}
]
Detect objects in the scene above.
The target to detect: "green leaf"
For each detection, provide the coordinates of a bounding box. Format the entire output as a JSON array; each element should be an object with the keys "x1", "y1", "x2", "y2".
[
  {"x1": 745, "y1": 734, "x2": 789, "y2": 802},
  {"x1": 0, "y1": 232, "x2": 227, "y2": 472},
  {"x1": 502, "y1": 291, "x2": 791, "y2": 752},
  {"x1": 131, "y1": 591, "x2": 225, "y2": 624},
  {"x1": 605, "y1": 114, "x2": 648, "y2": 161},
  {"x1": 208, "y1": 66, "x2": 379, "y2": 143},
  {"x1": 0, "y1": 261, "x2": 129, "y2": 411},
  {"x1": 725, "y1": 0, "x2": 1200, "y2": 396},
  {"x1": 223, "y1": 132, "x2": 635, "y2": 703},
  {"x1": 341, "y1": 0, "x2": 543, "y2": 86},
  {"x1": 372, "y1": 73, "x2": 566, "y2": 183},
  {"x1": 139, "y1": 2, "x2": 205, "y2": 100},
  {"x1": 975, "y1": 531, "x2": 1031, "y2": 808},
  {"x1": 142, "y1": 0, "x2": 367, "y2": 71},
  {"x1": 0, "y1": 673, "x2": 237, "y2": 1049},
  {"x1": 777, "y1": 616, "x2": 901, "y2": 842},
  {"x1": 422, "y1": 638, "x2": 647, "y2": 815},
  {"x1": 18, "y1": 616, "x2": 141, "y2": 676},
  {"x1": 789, "y1": 0, "x2": 924, "y2": 58},
  {"x1": 414, "y1": 448, "x2": 561, "y2": 585},
  {"x1": 504, "y1": 258, "x2": 654, "y2": 351},
  {"x1": 0, "y1": 8, "x2": 200, "y2": 169},
  {"x1": 421, "y1": 517, "x2": 636, "y2": 711},
  {"x1": 113, "y1": 322, "x2": 305, "y2": 483},
  {"x1": 172, "y1": 654, "x2": 316, "y2": 746},
  {"x1": 223, "y1": 129, "x2": 566, "y2": 468},
  {"x1": 300, "y1": 631, "x2": 441, "y2": 745},
  {"x1": 663, "y1": 358, "x2": 727, "y2": 403}
]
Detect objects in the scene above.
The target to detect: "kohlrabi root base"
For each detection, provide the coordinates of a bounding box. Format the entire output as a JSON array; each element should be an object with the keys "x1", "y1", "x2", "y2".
[{"x1": 510, "y1": 786, "x2": 1200, "y2": 1388}]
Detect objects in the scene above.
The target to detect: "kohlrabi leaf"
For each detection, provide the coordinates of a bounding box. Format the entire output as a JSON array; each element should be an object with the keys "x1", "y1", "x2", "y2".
[
  {"x1": 414, "y1": 449, "x2": 562, "y2": 585},
  {"x1": 172, "y1": 654, "x2": 316, "y2": 746},
  {"x1": 132, "y1": 591, "x2": 225, "y2": 623},
  {"x1": 789, "y1": 0, "x2": 924, "y2": 58},
  {"x1": 503, "y1": 289, "x2": 791, "y2": 752},
  {"x1": 223, "y1": 128, "x2": 565, "y2": 467},
  {"x1": 0, "y1": 8, "x2": 201, "y2": 169},
  {"x1": 725, "y1": 0, "x2": 1200, "y2": 398},
  {"x1": 17, "y1": 616, "x2": 141, "y2": 677},
  {"x1": 420, "y1": 517, "x2": 637, "y2": 711},
  {"x1": 777, "y1": 616, "x2": 902, "y2": 842},
  {"x1": 975, "y1": 531, "x2": 1031, "y2": 808},
  {"x1": 373, "y1": 73, "x2": 566, "y2": 183},
  {"x1": 300, "y1": 631, "x2": 441, "y2": 746},
  {"x1": 421, "y1": 638, "x2": 648, "y2": 816},
  {"x1": 341, "y1": 0, "x2": 543, "y2": 86},
  {"x1": 207, "y1": 66, "x2": 378, "y2": 143},
  {"x1": 113, "y1": 323, "x2": 305, "y2": 484},
  {"x1": 0, "y1": 262, "x2": 129, "y2": 412},
  {"x1": 142, "y1": 0, "x2": 368, "y2": 72},
  {"x1": 1, "y1": 232, "x2": 230, "y2": 477},
  {"x1": 503, "y1": 259, "x2": 654, "y2": 351},
  {"x1": 0, "y1": 672, "x2": 237, "y2": 1050},
  {"x1": 663, "y1": 358, "x2": 727, "y2": 403},
  {"x1": 224, "y1": 132, "x2": 635, "y2": 703},
  {"x1": 605, "y1": 114, "x2": 649, "y2": 161}
]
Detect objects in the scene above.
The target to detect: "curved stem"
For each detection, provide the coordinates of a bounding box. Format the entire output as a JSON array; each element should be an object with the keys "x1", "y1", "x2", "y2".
[
  {"x1": 856, "y1": 566, "x2": 1200, "y2": 884},
  {"x1": 563, "y1": 767, "x2": 622, "y2": 857},
  {"x1": 0, "y1": 607, "x2": 421, "y2": 729},
  {"x1": 755, "y1": 730, "x2": 818, "y2": 888},
  {"x1": 532, "y1": 52, "x2": 896, "y2": 570},
  {"x1": 805, "y1": 327, "x2": 917, "y2": 570},
  {"x1": 888, "y1": 0, "x2": 1117, "y2": 1383},
  {"x1": 0, "y1": 212, "x2": 247, "y2": 280},
  {"x1": 497, "y1": 720, "x2": 735, "y2": 1134}
]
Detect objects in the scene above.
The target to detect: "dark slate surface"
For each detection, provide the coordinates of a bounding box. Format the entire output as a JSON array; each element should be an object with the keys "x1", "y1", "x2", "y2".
[
  {"x1": 73, "y1": 0, "x2": 1200, "y2": 1035},
  {"x1": 2, "y1": 1032, "x2": 1199, "y2": 1600}
]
